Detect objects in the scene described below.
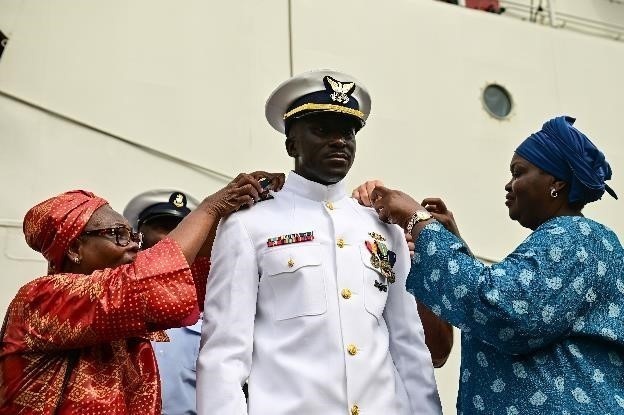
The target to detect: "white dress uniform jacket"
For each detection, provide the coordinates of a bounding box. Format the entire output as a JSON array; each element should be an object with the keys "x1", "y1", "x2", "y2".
[{"x1": 197, "y1": 172, "x2": 441, "y2": 415}]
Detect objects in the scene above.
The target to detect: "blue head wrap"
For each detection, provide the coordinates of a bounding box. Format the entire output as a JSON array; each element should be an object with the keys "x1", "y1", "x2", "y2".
[{"x1": 515, "y1": 116, "x2": 617, "y2": 205}]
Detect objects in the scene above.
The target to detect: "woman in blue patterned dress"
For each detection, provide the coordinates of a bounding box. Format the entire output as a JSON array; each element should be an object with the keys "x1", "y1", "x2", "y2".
[{"x1": 367, "y1": 116, "x2": 622, "y2": 414}]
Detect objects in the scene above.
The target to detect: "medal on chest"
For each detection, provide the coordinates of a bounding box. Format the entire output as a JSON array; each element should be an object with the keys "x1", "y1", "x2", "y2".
[{"x1": 366, "y1": 232, "x2": 397, "y2": 291}]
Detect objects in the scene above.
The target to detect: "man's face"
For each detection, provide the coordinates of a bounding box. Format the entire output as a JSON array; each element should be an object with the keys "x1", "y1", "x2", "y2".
[
  {"x1": 286, "y1": 113, "x2": 358, "y2": 185},
  {"x1": 139, "y1": 216, "x2": 182, "y2": 249}
]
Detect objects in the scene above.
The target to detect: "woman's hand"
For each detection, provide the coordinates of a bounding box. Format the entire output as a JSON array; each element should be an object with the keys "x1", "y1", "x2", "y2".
[
  {"x1": 354, "y1": 181, "x2": 417, "y2": 256},
  {"x1": 203, "y1": 171, "x2": 285, "y2": 218},
  {"x1": 249, "y1": 171, "x2": 286, "y2": 193},
  {"x1": 421, "y1": 197, "x2": 460, "y2": 237},
  {"x1": 370, "y1": 185, "x2": 424, "y2": 231},
  {"x1": 352, "y1": 179, "x2": 385, "y2": 207}
]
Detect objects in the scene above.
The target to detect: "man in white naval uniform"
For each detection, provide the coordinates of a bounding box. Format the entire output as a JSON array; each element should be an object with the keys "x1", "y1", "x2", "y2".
[{"x1": 197, "y1": 70, "x2": 441, "y2": 415}]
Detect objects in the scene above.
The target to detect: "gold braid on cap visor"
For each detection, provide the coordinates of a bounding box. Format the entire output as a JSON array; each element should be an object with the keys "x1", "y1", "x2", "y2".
[{"x1": 283, "y1": 103, "x2": 365, "y2": 120}]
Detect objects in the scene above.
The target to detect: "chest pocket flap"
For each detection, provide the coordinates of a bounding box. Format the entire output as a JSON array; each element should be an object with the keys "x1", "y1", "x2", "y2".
[
  {"x1": 261, "y1": 243, "x2": 327, "y2": 321},
  {"x1": 262, "y1": 244, "x2": 322, "y2": 275},
  {"x1": 360, "y1": 244, "x2": 390, "y2": 320}
]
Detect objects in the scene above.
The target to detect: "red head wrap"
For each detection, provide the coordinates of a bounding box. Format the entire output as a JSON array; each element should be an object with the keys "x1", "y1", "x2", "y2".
[{"x1": 23, "y1": 190, "x2": 108, "y2": 273}]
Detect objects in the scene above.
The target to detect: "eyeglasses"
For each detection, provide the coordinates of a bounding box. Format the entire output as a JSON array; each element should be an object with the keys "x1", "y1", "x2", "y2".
[{"x1": 82, "y1": 226, "x2": 143, "y2": 248}]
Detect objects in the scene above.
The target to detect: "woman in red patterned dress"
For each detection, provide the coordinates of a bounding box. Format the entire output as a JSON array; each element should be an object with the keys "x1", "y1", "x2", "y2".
[{"x1": 0, "y1": 172, "x2": 283, "y2": 415}]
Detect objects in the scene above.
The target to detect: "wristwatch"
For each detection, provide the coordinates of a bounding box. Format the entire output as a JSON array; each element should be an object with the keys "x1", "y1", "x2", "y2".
[{"x1": 406, "y1": 210, "x2": 433, "y2": 234}]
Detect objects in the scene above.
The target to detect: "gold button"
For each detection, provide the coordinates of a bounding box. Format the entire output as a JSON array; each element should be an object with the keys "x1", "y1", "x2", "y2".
[
  {"x1": 336, "y1": 238, "x2": 345, "y2": 248},
  {"x1": 341, "y1": 288, "x2": 352, "y2": 299},
  {"x1": 326, "y1": 201, "x2": 334, "y2": 210},
  {"x1": 351, "y1": 404, "x2": 360, "y2": 415},
  {"x1": 287, "y1": 259, "x2": 294, "y2": 268},
  {"x1": 347, "y1": 344, "x2": 358, "y2": 356}
]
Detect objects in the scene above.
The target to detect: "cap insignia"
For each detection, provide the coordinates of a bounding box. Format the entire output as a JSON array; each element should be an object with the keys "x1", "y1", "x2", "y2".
[
  {"x1": 171, "y1": 193, "x2": 185, "y2": 208},
  {"x1": 324, "y1": 76, "x2": 355, "y2": 104}
]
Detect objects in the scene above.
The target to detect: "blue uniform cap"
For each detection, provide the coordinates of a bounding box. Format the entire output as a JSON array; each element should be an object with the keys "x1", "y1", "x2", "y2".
[
  {"x1": 265, "y1": 69, "x2": 371, "y2": 135},
  {"x1": 123, "y1": 189, "x2": 199, "y2": 230}
]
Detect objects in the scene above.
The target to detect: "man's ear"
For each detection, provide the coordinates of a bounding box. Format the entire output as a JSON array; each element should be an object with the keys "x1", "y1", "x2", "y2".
[{"x1": 285, "y1": 137, "x2": 298, "y2": 158}]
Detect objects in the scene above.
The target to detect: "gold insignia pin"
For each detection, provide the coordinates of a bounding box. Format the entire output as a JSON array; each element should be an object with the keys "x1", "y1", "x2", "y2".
[
  {"x1": 325, "y1": 76, "x2": 356, "y2": 104},
  {"x1": 172, "y1": 193, "x2": 184, "y2": 208}
]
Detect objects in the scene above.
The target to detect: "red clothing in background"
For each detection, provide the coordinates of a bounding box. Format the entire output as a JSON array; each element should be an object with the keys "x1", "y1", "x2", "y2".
[{"x1": 0, "y1": 238, "x2": 209, "y2": 414}]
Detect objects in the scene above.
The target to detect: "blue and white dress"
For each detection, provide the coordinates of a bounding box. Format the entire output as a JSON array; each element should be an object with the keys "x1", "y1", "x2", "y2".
[{"x1": 408, "y1": 216, "x2": 624, "y2": 414}]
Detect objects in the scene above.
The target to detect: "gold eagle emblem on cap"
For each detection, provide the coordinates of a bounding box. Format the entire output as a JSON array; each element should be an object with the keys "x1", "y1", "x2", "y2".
[
  {"x1": 324, "y1": 76, "x2": 355, "y2": 104},
  {"x1": 172, "y1": 193, "x2": 184, "y2": 208}
]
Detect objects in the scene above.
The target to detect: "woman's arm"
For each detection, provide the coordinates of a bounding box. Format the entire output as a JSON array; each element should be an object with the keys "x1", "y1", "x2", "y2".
[
  {"x1": 169, "y1": 171, "x2": 284, "y2": 265},
  {"x1": 407, "y1": 221, "x2": 586, "y2": 355},
  {"x1": 369, "y1": 186, "x2": 590, "y2": 355},
  {"x1": 3, "y1": 172, "x2": 285, "y2": 352}
]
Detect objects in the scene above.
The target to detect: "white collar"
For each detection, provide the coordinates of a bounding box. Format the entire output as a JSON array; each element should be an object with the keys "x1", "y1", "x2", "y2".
[{"x1": 281, "y1": 171, "x2": 347, "y2": 203}]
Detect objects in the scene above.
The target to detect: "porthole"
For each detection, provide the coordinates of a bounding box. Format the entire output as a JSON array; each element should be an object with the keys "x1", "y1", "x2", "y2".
[{"x1": 482, "y1": 84, "x2": 513, "y2": 119}]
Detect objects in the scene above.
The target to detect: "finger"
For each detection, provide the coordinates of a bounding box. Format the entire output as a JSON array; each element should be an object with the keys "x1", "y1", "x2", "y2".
[
  {"x1": 404, "y1": 232, "x2": 413, "y2": 243},
  {"x1": 255, "y1": 172, "x2": 273, "y2": 191},
  {"x1": 235, "y1": 194, "x2": 254, "y2": 206},
  {"x1": 271, "y1": 173, "x2": 286, "y2": 191},
  {"x1": 238, "y1": 174, "x2": 263, "y2": 196},
  {"x1": 231, "y1": 173, "x2": 246, "y2": 185},
  {"x1": 372, "y1": 197, "x2": 385, "y2": 212},
  {"x1": 370, "y1": 185, "x2": 390, "y2": 203},
  {"x1": 351, "y1": 187, "x2": 363, "y2": 204},
  {"x1": 249, "y1": 171, "x2": 284, "y2": 190},
  {"x1": 237, "y1": 183, "x2": 260, "y2": 201},
  {"x1": 249, "y1": 170, "x2": 270, "y2": 181},
  {"x1": 249, "y1": 170, "x2": 286, "y2": 191},
  {"x1": 360, "y1": 187, "x2": 372, "y2": 207},
  {"x1": 422, "y1": 197, "x2": 447, "y2": 212},
  {"x1": 407, "y1": 241, "x2": 415, "y2": 253},
  {"x1": 365, "y1": 180, "x2": 383, "y2": 197},
  {"x1": 352, "y1": 182, "x2": 375, "y2": 207}
]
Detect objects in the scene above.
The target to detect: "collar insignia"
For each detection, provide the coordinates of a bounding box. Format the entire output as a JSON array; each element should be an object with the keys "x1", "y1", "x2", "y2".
[
  {"x1": 324, "y1": 76, "x2": 356, "y2": 104},
  {"x1": 267, "y1": 231, "x2": 314, "y2": 247}
]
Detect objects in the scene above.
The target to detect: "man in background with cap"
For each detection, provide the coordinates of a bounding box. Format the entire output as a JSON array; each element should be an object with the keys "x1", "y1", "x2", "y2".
[
  {"x1": 124, "y1": 190, "x2": 204, "y2": 415},
  {"x1": 197, "y1": 70, "x2": 441, "y2": 415}
]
